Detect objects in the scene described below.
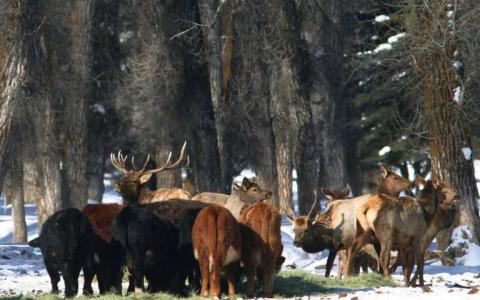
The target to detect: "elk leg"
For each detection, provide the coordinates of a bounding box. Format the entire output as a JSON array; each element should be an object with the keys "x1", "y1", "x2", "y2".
[
  {"x1": 410, "y1": 246, "x2": 425, "y2": 287},
  {"x1": 373, "y1": 242, "x2": 383, "y2": 273},
  {"x1": 379, "y1": 240, "x2": 392, "y2": 277},
  {"x1": 325, "y1": 250, "x2": 337, "y2": 277},
  {"x1": 346, "y1": 231, "x2": 371, "y2": 276},
  {"x1": 337, "y1": 251, "x2": 345, "y2": 278}
]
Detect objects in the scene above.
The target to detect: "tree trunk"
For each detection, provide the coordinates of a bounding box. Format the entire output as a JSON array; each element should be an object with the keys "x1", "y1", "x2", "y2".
[
  {"x1": 415, "y1": 1, "x2": 480, "y2": 243},
  {"x1": 298, "y1": 0, "x2": 348, "y2": 195},
  {"x1": 60, "y1": 0, "x2": 93, "y2": 208},
  {"x1": 197, "y1": 0, "x2": 234, "y2": 190},
  {"x1": 8, "y1": 159, "x2": 27, "y2": 243}
]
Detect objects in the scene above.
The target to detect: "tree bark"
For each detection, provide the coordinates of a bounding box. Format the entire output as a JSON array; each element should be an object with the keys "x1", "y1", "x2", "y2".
[
  {"x1": 415, "y1": 0, "x2": 480, "y2": 243},
  {"x1": 8, "y1": 159, "x2": 27, "y2": 243},
  {"x1": 197, "y1": 0, "x2": 234, "y2": 190},
  {"x1": 298, "y1": 0, "x2": 348, "y2": 196}
]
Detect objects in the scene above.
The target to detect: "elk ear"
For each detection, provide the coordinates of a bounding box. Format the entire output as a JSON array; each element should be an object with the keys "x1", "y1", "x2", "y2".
[
  {"x1": 416, "y1": 175, "x2": 426, "y2": 190},
  {"x1": 337, "y1": 187, "x2": 351, "y2": 199},
  {"x1": 380, "y1": 163, "x2": 389, "y2": 179},
  {"x1": 113, "y1": 182, "x2": 121, "y2": 193},
  {"x1": 139, "y1": 173, "x2": 152, "y2": 184},
  {"x1": 232, "y1": 183, "x2": 242, "y2": 191},
  {"x1": 286, "y1": 214, "x2": 295, "y2": 224},
  {"x1": 242, "y1": 177, "x2": 252, "y2": 188}
]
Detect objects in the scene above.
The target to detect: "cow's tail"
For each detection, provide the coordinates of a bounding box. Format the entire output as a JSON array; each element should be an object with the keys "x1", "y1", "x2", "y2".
[
  {"x1": 207, "y1": 212, "x2": 217, "y2": 273},
  {"x1": 28, "y1": 237, "x2": 40, "y2": 248},
  {"x1": 356, "y1": 203, "x2": 371, "y2": 232}
]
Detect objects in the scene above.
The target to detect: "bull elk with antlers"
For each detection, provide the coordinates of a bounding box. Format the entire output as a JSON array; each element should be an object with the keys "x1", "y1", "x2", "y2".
[{"x1": 110, "y1": 142, "x2": 191, "y2": 205}]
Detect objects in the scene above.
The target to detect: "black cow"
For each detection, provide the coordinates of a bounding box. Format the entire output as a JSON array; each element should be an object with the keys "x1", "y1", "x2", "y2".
[
  {"x1": 28, "y1": 208, "x2": 94, "y2": 297},
  {"x1": 111, "y1": 205, "x2": 180, "y2": 294}
]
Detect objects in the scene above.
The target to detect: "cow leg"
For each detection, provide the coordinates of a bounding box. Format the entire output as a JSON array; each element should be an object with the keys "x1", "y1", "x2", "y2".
[
  {"x1": 45, "y1": 264, "x2": 60, "y2": 294},
  {"x1": 132, "y1": 251, "x2": 146, "y2": 293},
  {"x1": 225, "y1": 263, "x2": 239, "y2": 296},
  {"x1": 199, "y1": 257, "x2": 210, "y2": 296},
  {"x1": 244, "y1": 260, "x2": 257, "y2": 298},
  {"x1": 82, "y1": 262, "x2": 95, "y2": 295},
  {"x1": 63, "y1": 264, "x2": 80, "y2": 298},
  {"x1": 209, "y1": 263, "x2": 221, "y2": 298},
  {"x1": 127, "y1": 273, "x2": 134, "y2": 294},
  {"x1": 261, "y1": 264, "x2": 275, "y2": 298},
  {"x1": 325, "y1": 250, "x2": 337, "y2": 278}
]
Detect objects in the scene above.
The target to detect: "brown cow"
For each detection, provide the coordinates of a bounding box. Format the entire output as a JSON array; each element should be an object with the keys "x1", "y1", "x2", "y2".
[
  {"x1": 110, "y1": 142, "x2": 191, "y2": 205},
  {"x1": 82, "y1": 204, "x2": 124, "y2": 295},
  {"x1": 192, "y1": 177, "x2": 272, "y2": 219},
  {"x1": 348, "y1": 176, "x2": 457, "y2": 286},
  {"x1": 192, "y1": 206, "x2": 242, "y2": 297},
  {"x1": 240, "y1": 202, "x2": 283, "y2": 298}
]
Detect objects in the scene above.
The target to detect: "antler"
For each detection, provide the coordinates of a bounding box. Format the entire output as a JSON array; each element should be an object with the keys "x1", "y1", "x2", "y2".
[
  {"x1": 307, "y1": 191, "x2": 318, "y2": 221},
  {"x1": 110, "y1": 150, "x2": 129, "y2": 174},
  {"x1": 130, "y1": 154, "x2": 151, "y2": 172},
  {"x1": 144, "y1": 141, "x2": 188, "y2": 175}
]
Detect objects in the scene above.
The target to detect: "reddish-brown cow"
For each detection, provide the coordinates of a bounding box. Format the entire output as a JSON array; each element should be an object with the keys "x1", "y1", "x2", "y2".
[
  {"x1": 240, "y1": 202, "x2": 283, "y2": 298},
  {"x1": 192, "y1": 206, "x2": 242, "y2": 298},
  {"x1": 82, "y1": 204, "x2": 124, "y2": 295}
]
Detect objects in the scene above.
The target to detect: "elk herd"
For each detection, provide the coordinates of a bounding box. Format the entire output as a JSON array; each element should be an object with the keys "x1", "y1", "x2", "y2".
[{"x1": 27, "y1": 142, "x2": 459, "y2": 298}]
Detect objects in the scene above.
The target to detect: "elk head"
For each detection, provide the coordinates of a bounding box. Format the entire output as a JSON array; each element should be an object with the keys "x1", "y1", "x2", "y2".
[
  {"x1": 416, "y1": 176, "x2": 458, "y2": 220},
  {"x1": 286, "y1": 196, "x2": 333, "y2": 253},
  {"x1": 111, "y1": 142, "x2": 188, "y2": 205},
  {"x1": 378, "y1": 163, "x2": 413, "y2": 196},
  {"x1": 232, "y1": 177, "x2": 273, "y2": 203}
]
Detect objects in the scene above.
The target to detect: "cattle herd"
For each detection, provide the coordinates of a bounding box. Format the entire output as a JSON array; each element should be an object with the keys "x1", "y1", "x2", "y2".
[{"x1": 27, "y1": 143, "x2": 459, "y2": 298}]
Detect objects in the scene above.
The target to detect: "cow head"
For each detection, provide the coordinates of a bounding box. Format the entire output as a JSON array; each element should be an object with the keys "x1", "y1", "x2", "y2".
[
  {"x1": 232, "y1": 177, "x2": 272, "y2": 203},
  {"x1": 111, "y1": 142, "x2": 188, "y2": 205},
  {"x1": 378, "y1": 163, "x2": 413, "y2": 196}
]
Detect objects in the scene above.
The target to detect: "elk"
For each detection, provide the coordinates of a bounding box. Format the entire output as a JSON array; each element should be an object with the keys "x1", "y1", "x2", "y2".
[
  {"x1": 320, "y1": 187, "x2": 378, "y2": 277},
  {"x1": 347, "y1": 176, "x2": 457, "y2": 286},
  {"x1": 288, "y1": 163, "x2": 412, "y2": 277},
  {"x1": 192, "y1": 177, "x2": 272, "y2": 219},
  {"x1": 110, "y1": 142, "x2": 191, "y2": 205},
  {"x1": 389, "y1": 182, "x2": 457, "y2": 285}
]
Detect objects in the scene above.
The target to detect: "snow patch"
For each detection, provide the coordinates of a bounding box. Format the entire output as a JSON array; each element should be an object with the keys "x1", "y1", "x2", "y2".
[
  {"x1": 92, "y1": 103, "x2": 106, "y2": 115},
  {"x1": 374, "y1": 43, "x2": 392, "y2": 53},
  {"x1": 446, "y1": 225, "x2": 480, "y2": 266},
  {"x1": 387, "y1": 33, "x2": 406, "y2": 44},
  {"x1": 462, "y1": 147, "x2": 472, "y2": 161},
  {"x1": 378, "y1": 146, "x2": 392, "y2": 156},
  {"x1": 453, "y1": 86, "x2": 461, "y2": 103},
  {"x1": 375, "y1": 15, "x2": 390, "y2": 23}
]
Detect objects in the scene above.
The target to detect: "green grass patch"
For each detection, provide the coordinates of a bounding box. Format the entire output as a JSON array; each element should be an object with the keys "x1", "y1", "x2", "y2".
[
  {"x1": 1, "y1": 272, "x2": 398, "y2": 299},
  {"x1": 274, "y1": 271, "x2": 399, "y2": 297}
]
